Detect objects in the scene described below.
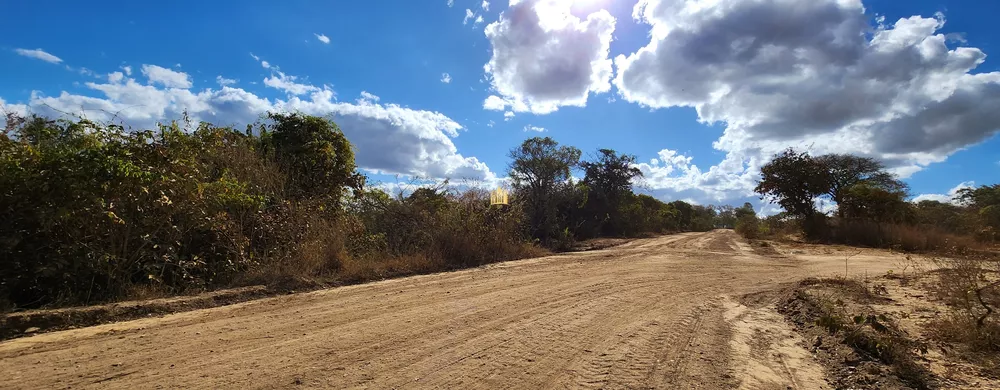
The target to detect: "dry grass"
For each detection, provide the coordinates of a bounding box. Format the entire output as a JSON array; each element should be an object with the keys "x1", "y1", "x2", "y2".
[{"x1": 827, "y1": 221, "x2": 984, "y2": 253}]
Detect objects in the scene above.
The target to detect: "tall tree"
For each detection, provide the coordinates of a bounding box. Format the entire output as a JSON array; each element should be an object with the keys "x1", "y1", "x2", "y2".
[
  {"x1": 838, "y1": 184, "x2": 912, "y2": 224},
  {"x1": 580, "y1": 149, "x2": 643, "y2": 236},
  {"x1": 814, "y1": 154, "x2": 906, "y2": 216},
  {"x1": 734, "y1": 202, "x2": 755, "y2": 220},
  {"x1": 508, "y1": 137, "x2": 582, "y2": 245},
  {"x1": 755, "y1": 149, "x2": 828, "y2": 219},
  {"x1": 957, "y1": 184, "x2": 1000, "y2": 233}
]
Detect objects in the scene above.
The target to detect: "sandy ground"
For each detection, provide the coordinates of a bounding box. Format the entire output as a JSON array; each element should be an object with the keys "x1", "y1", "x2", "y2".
[{"x1": 0, "y1": 230, "x2": 903, "y2": 389}]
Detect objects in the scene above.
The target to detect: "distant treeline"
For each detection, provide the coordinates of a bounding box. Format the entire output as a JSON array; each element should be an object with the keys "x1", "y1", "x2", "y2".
[{"x1": 738, "y1": 148, "x2": 999, "y2": 251}]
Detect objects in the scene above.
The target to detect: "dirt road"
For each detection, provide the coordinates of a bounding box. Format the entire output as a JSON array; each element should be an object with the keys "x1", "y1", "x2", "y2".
[{"x1": 0, "y1": 230, "x2": 901, "y2": 389}]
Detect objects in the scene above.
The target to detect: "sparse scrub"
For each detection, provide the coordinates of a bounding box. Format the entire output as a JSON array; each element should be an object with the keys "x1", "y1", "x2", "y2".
[
  {"x1": 785, "y1": 279, "x2": 934, "y2": 389},
  {"x1": 929, "y1": 256, "x2": 1000, "y2": 355}
]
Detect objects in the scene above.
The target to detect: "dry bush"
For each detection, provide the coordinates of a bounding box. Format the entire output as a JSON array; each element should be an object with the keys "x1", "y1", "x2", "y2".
[
  {"x1": 828, "y1": 220, "x2": 982, "y2": 253},
  {"x1": 797, "y1": 280, "x2": 933, "y2": 389},
  {"x1": 929, "y1": 256, "x2": 1000, "y2": 354}
]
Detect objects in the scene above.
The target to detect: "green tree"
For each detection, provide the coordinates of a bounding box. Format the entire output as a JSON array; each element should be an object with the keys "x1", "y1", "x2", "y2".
[
  {"x1": 814, "y1": 154, "x2": 907, "y2": 217},
  {"x1": 669, "y1": 200, "x2": 695, "y2": 230},
  {"x1": 957, "y1": 184, "x2": 1000, "y2": 237},
  {"x1": 714, "y1": 205, "x2": 736, "y2": 229},
  {"x1": 507, "y1": 137, "x2": 582, "y2": 246},
  {"x1": 755, "y1": 149, "x2": 830, "y2": 238},
  {"x1": 755, "y1": 149, "x2": 828, "y2": 218},
  {"x1": 265, "y1": 113, "x2": 364, "y2": 203},
  {"x1": 839, "y1": 184, "x2": 913, "y2": 224},
  {"x1": 734, "y1": 202, "x2": 755, "y2": 220},
  {"x1": 579, "y1": 149, "x2": 643, "y2": 237}
]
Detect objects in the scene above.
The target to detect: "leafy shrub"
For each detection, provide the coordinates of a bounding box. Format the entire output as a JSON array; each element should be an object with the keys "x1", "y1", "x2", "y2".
[
  {"x1": 735, "y1": 214, "x2": 760, "y2": 239},
  {"x1": 0, "y1": 115, "x2": 362, "y2": 309}
]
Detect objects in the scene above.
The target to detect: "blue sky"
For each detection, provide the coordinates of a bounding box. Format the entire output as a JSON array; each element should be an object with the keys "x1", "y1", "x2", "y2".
[{"x1": 2, "y1": 0, "x2": 998, "y2": 211}]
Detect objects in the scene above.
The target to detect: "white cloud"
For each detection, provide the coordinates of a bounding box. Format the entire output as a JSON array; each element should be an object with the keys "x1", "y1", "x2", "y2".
[
  {"x1": 121, "y1": 65, "x2": 132, "y2": 76},
  {"x1": 216, "y1": 75, "x2": 237, "y2": 86},
  {"x1": 523, "y1": 124, "x2": 546, "y2": 132},
  {"x1": 261, "y1": 60, "x2": 271, "y2": 69},
  {"x1": 6, "y1": 68, "x2": 495, "y2": 182},
  {"x1": 14, "y1": 48, "x2": 62, "y2": 64},
  {"x1": 441, "y1": 73, "x2": 452, "y2": 83},
  {"x1": 264, "y1": 71, "x2": 320, "y2": 95},
  {"x1": 463, "y1": 9, "x2": 475, "y2": 25},
  {"x1": 483, "y1": 95, "x2": 506, "y2": 110},
  {"x1": 482, "y1": 0, "x2": 490, "y2": 11},
  {"x1": 614, "y1": 0, "x2": 1000, "y2": 202},
  {"x1": 483, "y1": 0, "x2": 616, "y2": 114},
  {"x1": 503, "y1": 111, "x2": 514, "y2": 121},
  {"x1": 314, "y1": 33, "x2": 331, "y2": 44},
  {"x1": 475, "y1": 15, "x2": 484, "y2": 25},
  {"x1": 912, "y1": 181, "x2": 975, "y2": 204},
  {"x1": 448, "y1": 0, "x2": 454, "y2": 7},
  {"x1": 487, "y1": 120, "x2": 496, "y2": 127},
  {"x1": 140, "y1": 64, "x2": 192, "y2": 88},
  {"x1": 359, "y1": 91, "x2": 380, "y2": 103},
  {"x1": 250, "y1": 52, "x2": 260, "y2": 61}
]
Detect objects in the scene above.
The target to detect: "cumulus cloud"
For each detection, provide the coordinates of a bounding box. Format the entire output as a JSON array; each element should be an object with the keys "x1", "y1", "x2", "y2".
[
  {"x1": 483, "y1": 0, "x2": 616, "y2": 114},
  {"x1": 441, "y1": 73, "x2": 452, "y2": 83},
  {"x1": 216, "y1": 75, "x2": 237, "y2": 86},
  {"x1": 121, "y1": 65, "x2": 132, "y2": 76},
  {"x1": 912, "y1": 181, "x2": 975, "y2": 204},
  {"x1": 141, "y1": 64, "x2": 192, "y2": 88},
  {"x1": 614, "y1": 0, "x2": 1000, "y2": 201},
  {"x1": 482, "y1": 0, "x2": 490, "y2": 11},
  {"x1": 5, "y1": 65, "x2": 495, "y2": 182},
  {"x1": 483, "y1": 95, "x2": 506, "y2": 110},
  {"x1": 314, "y1": 33, "x2": 330, "y2": 44},
  {"x1": 264, "y1": 71, "x2": 320, "y2": 95},
  {"x1": 464, "y1": 9, "x2": 475, "y2": 25},
  {"x1": 523, "y1": 124, "x2": 546, "y2": 132},
  {"x1": 108, "y1": 72, "x2": 125, "y2": 83},
  {"x1": 359, "y1": 91, "x2": 380, "y2": 102},
  {"x1": 14, "y1": 48, "x2": 62, "y2": 64}
]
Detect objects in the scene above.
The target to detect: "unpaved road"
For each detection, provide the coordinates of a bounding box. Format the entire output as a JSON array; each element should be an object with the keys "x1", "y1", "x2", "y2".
[{"x1": 0, "y1": 230, "x2": 900, "y2": 389}]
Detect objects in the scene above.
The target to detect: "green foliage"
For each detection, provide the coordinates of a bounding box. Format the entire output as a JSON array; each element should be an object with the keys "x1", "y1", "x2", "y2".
[
  {"x1": 0, "y1": 114, "x2": 371, "y2": 309},
  {"x1": 507, "y1": 137, "x2": 583, "y2": 247},
  {"x1": 734, "y1": 203, "x2": 759, "y2": 239},
  {"x1": 264, "y1": 113, "x2": 365, "y2": 203},
  {"x1": 577, "y1": 149, "x2": 643, "y2": 237},
  {"x1": 839, "y1": 184, "x2": 912, "y2": 224},
  {"x1": 815, "y1": 154, "x2": 907, "y2": 216},
  {"x1": 754, "y1": 148, "x2": 997, "y2": 248},
  {"x1": 958, "y1": 184, "x2": 1000, "y2": 240},
  {"x1": 755, "y1": 149, "x2": 829, "y2": 219}
]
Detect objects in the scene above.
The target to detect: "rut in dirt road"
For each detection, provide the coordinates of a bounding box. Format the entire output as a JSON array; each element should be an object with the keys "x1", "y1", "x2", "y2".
[{"x1": 0, "y1": 230, "x2": 895, "y2": 389}]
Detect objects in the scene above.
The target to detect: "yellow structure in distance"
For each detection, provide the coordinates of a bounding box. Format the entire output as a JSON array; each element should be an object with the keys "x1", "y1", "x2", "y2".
[{"x1": 490, "y1": 187, "x2": 509, "y2": 206}]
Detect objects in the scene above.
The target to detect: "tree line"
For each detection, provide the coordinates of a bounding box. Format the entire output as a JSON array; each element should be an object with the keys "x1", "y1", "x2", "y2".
[
  {"x1": 0, "y1": 114, "x2": 733, "y2": 310},
  {"x1": 745, "y1": 148, "x2": 999, "y2": 249}
]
